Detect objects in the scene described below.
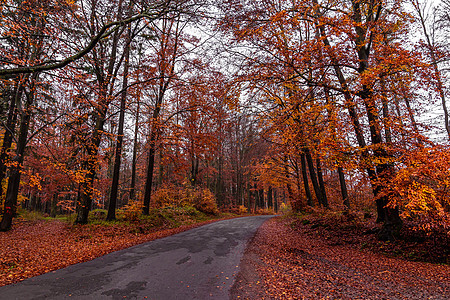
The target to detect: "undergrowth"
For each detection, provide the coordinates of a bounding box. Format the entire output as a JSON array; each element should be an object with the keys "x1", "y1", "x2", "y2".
[
  {"x1": 17, "y1": 206, "x2": 237, "y2": 233},
  {"x1": 288, "y1": 208, "x2": 449, "y2": 264}
]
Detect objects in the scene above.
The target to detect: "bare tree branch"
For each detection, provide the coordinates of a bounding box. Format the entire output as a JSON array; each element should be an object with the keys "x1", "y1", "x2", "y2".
[{"x1": 0, "y1": 1, "x2": 173, "y2": 78}]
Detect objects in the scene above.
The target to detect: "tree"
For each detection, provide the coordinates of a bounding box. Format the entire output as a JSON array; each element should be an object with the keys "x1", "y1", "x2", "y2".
[
  {"x1": 411, "y1": 0, "x2": 450, "y2": 140},
  {"x1": 1, "y1": 0, "x2": 447, "y2": 237},
  {"x1": 0, "y1": 0, "x2": 53, "y2": 231},
  {"x1": 106, "y1": 18, "x2": 131, "y2": 220},
  {"x1": 0, "y1": 0, "x2": 179, "y2": 229},
  {"x1": 217, "y1": 0, "x2": 430, "y2": 237},
  {"x1": 72, "y1": 0, "x2": 128, "y2": 224},
  {"x1": 0, "y1": 0, "x2": 175, "y2": 78},
  {"x1": 142, "y1": 12, "x2": 182, "y2": 215}
]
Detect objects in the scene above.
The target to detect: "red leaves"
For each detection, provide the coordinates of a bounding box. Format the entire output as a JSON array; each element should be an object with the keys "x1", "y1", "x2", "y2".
[
  {"x1": 0, "y1": 217, "x2": 230, "y2": 287},
  {"x1": 234, "y1": 217, "x2": 450, "y2": 299}
]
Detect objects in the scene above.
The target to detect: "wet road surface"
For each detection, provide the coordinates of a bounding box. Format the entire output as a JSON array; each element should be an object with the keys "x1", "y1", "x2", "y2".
[{"x1": 0, "y1": 215, "x2": 272, "y2": 300}]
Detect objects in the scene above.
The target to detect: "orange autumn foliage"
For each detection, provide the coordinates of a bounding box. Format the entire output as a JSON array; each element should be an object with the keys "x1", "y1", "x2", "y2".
[
  {"x1": 152, "y1": 185, "x2": 219, "y2": 215},
  {"x1": 386, "y1": 146, "x2": 450, "y2": 234}
]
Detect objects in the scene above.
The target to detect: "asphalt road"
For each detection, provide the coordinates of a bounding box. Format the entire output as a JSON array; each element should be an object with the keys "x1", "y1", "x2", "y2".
[{"x1": 0, "y1": 215, "x2": 272, "y2": 300}]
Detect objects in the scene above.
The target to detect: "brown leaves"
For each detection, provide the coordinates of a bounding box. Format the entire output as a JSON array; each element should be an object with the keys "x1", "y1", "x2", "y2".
[
  {"x1": 0, "y1": 217, "x2": 230, "y2": 287},
  {"x1": 234, "y1": 217, "x2": 450, "y2": 299}
]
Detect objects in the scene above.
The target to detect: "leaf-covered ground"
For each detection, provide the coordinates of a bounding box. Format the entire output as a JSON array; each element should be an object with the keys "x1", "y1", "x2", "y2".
[
  {"x1": 0, "y1": 214, "x2": 234, "y2": 287},
  {"x1": 232, "y1": 217, "x2": 450, "y2": 299}
]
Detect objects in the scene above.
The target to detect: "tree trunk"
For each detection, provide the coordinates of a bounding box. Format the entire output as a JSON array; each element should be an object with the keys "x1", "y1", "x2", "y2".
[
  {"x1": 246, "y1": 182, "x2": 252, "y2": 212},
  {"x1": 304, "y1": 148, "x2": 324, "y2": 206},
  {"x1": 402, "y1": 96, "x2": 421, "y2": 142},
  {"x1": 293, "y1": 159, "x2": 304, "y2": 209},
  {"x1": 0, "y1": 81, "x2": 22, "y2": 201},
  {"x1": 338, "y1": 167, "x2": 350, "y2": 209},
  {"x1": 50, "y1": 193, "x2": 58, "y2": 218},
  {"x1": 253, "y1": 184, "x2": 258, "y2": 211},
  {"x1": 380, "y1": 79, "x2": 393, "y2": 144},
  {"x1": 316, "y1": 12, "x2": 378, "y2": 190},
  {"x1": 190, "y1": 155, "x2": 199, "y2": 186},
  {"x1": 323, "y1": 86, "x2": 349, "y2": 209},
  {"x1": 76, "y1": 160, "x2": 96, "y2": 224},
  {"x1": 75, "y1": 90, "x2": 109, "y2": 224},
  {"x1": 158, "y1": 148, "x2": 163, "y2": 188},
  {"x1": 129, "y1": 98, "x2": 140, "y2": 201},
  {"x1": 29, "y1": 192, "x2": 37, "y2": 211},
  {"x1": 107, "y1": 22, "x2": 131, "y2": 221},
  {"x1": 142, "y1": 128, "x2": 158, "y2": 215},
  {"x1": 142, "y1": 96, "x2": 164, "y2": 215},
  {"x1": 142, "y1": 16, "x2": 180, "y2": 214},
  {"x1": 267, "y1": 186, "x2": 273, "y2": 209},
  {"x1": 316, "y1": 159, "x2": 328, "y2": 207},
  {"x1": 316, "y1": 3, "x2": 400, "y2": 235},
  {"x1": 215, "y1": 155, "x2": 224, "y2": 207},
  {"x1": 258, "y1": 188, "x2": 264, "y2": 209},
  {"x1": 273, "y1": 189, "x2": 278, "y2": 213},
  {"x1": 75, "y1": 0, "x2": 123, "y2": 224},
  {"x1": 351, "y1": 0, "x2": 402, "y2": 236},
  {"x1": 0, "y1": 84, "x2": 34, "y2": 231},
  {"x1": 283, "y1": 158, "x2": 297, "y2": 211},
  {"x1": 300, "y1": 153, "x2": 313, "y2": 206}
]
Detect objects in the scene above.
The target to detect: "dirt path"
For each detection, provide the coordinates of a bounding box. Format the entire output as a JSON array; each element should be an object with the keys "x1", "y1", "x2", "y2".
[{"x1": 231, "y1": 217, "x2": 450, "y2": 300}]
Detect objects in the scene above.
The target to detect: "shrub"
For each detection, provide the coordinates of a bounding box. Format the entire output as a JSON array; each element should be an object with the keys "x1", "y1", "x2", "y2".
[
  {"x1": 91, "y1": 209, "x2": 106, "y2": 219},
  {"x1": 238, "y1": 205, "x2": 248, "y2": 214},
  {"x1": 120, "y1": 201, "x2": 143, "y2": 222},
  {"x1": 182, "y1": 205, "x2": 200, "y2": 216},
  {"x1": 18, "y1": 208, "x2": 44, "y2": 221},
  {"x1": 255, "y1": 208, "x2": 274, "y2": 215},
  {"x1": 151, "y1": 185, "x2": 219, "y2": 215},
  {"x1": 152, "y1": 186, "x2": 187, "y2": 208},
  {"x1": 190, "y1": 188, "x2": 219, "y2": 215},
  {"x1": 279, "y1": 202, "x2": 291, "y2": 215}
]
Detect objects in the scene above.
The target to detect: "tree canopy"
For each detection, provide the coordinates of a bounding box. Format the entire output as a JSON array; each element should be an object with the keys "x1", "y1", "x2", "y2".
[{"x1": 1, "y1": 0, "x2": 449, "y2": 239}]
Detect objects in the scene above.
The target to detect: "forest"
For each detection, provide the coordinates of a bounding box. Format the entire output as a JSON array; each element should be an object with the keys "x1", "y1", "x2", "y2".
[{"x1": 0, "y1": 0, "x2": 449, "y2": 248}]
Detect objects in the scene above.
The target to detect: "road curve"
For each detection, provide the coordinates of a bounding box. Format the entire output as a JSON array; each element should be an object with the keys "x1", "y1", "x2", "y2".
[{"x1": 0, "y1": 215, "x2": 273, "y2": 300}]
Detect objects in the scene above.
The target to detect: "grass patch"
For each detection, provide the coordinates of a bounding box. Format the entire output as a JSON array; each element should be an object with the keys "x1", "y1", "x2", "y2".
[{"x1": 17, "y1": 209, "x2": 45, "y2": 221}]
